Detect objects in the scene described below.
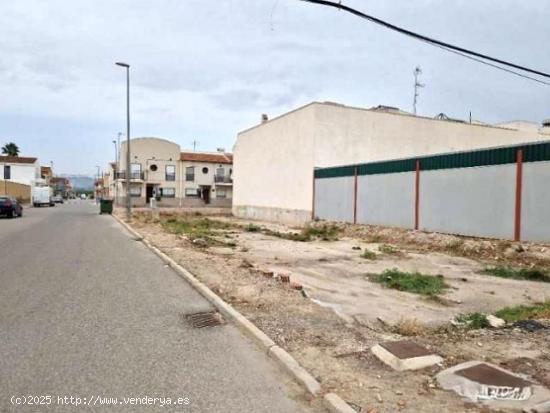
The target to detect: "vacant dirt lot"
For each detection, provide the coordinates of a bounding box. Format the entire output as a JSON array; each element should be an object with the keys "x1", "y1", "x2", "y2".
[{"x1": 118, "y1": 209, "x2": 550, "y2": 413}]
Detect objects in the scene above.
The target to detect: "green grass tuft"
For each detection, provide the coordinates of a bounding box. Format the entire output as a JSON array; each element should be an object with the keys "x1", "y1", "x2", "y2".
[
  {"x1": 244, "y1": 223, "x2": 261, "y2": 232},
  {"x1": 379, "y1": 244, "x2": 399, "y2": 254},
  {"x1": 454, "y1": 312, "x2": 490, "y2": 329},
  {"x1": 371, "y1": 268, "x2": 448, "y2": 296},
  {"x1": 162, "y1": 217, "x2": 232, "y2": 246},
  {"x1": 495, "y1": 302, "x2": 550, "y2": 323},
  {"x1": 261, "y1": 223, "x2": 341, "y2": 242},
  {"x1": 482, "y1": 266, "x2": 550, "y2": 283},
  {"x1": 301, "y1": 224, "x2": 341, "y2": 241},
  {"x1": 361, "y1": 249, "x2": 377, "y2": 260}
]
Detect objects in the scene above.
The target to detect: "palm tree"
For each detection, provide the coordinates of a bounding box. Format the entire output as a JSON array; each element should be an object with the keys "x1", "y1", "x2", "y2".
[{"x1": 1, "y1": 142, "x2": 20, "y2": 157}]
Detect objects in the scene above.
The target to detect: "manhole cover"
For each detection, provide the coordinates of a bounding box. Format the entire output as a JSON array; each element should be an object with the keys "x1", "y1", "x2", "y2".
[
  {"x1": 379, "y1": 340, "x2": 433, "y2": 360},
  {"x1": 455, "y1": 363, "x2": 531, "y2": 388},
  {"x1": 185, "y1": 311, "x2": 224, "y2": 328}
]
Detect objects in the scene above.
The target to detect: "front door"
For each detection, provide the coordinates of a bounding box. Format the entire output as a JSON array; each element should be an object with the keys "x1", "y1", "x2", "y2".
[
  {"x1": 146, "y1": 184, "x2": 154, "y2": 203},
  {"x1": 201, "y1": 186, "x2": 211, "y2": 204}
]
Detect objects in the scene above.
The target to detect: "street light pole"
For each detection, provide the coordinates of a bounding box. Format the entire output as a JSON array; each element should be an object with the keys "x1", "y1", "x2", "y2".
[
  {"x1": 116, "y1": 62, "x2": 131, "y2": 221},
  {"x1": 112, "y1": 139, "x2": 118, "y2": 203}
]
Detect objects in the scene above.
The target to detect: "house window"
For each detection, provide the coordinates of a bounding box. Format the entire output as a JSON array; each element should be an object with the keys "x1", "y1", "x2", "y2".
[
  {"x1": 216, "y1": 189, "x2": 226, "y2": 198},
  {"x1": 185, "y1": 188, "x2": 198, "y2": 197},
  {"x1": 202, "y1": 167, "x2": 209, "y2": 174},
  {"x1": 150, "y1": 164, "x2": 158, "y2": 172},
  {"x1": 131, "y1": 163, "x2": 142, "y2": 179},
  {"x1": 185, "y1": 166, "x2": 194, "y2": 182},
  {"x1": 129, "y1": 186, "x2": 142, "y2": 197},
  {"x1": 161, "y1": 187, "x2": 175, "y2": 198},
  {"x1": 3, "y1": 165, "x2": 11, "y2": 180},
  {"x1": 165, "y1": 165, "x2": 176, "y2": 181},
  {"x1": 215, "y1": 167, "x2": 224, "y2": 177}
]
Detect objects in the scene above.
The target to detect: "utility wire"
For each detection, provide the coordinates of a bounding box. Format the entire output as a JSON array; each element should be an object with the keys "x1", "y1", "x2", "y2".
[
  {"x1": 430, "y1": 42, "x2": 550, "y2": 86},
  {"x1": 299, "y1": 0, "x2": 550, "y2": 83}
]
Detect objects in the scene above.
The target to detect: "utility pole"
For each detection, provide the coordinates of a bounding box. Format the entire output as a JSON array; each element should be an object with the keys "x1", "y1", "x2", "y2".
[
  {"x1": 192, "y1": 140, "x2": 199, "y2": 152},
  {"x1": 413, "y1": 66, "x2": 424, "y2": 115}
]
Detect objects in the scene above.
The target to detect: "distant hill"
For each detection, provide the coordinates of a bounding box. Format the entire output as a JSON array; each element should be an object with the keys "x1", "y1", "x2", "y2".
[{"x1": 63, "y1": 175, "x2": 94, "y2": 190}]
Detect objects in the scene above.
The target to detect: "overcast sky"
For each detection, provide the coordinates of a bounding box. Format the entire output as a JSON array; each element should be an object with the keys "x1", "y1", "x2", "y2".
[{"x1": 1, "y1": 0, "x2": 548, "y2": 174}]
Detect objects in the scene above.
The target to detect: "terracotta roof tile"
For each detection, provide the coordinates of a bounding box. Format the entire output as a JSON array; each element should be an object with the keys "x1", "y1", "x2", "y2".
[
  {"x1": 0, "y1": 155, "x2": 37, "y2": 164},
  {"x1": 180, "y1": 152, "x2": 233, "y2": 164}
]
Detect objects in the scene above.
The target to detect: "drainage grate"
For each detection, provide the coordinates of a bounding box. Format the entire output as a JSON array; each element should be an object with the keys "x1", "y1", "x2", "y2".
[{"x1": 185, "y1": 311, "x2": 224, "y2": 328}]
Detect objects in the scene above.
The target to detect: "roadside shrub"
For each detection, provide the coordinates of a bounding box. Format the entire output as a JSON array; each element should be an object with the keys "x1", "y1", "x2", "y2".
[
  {"x1": 482, "y1": 266, "x2": 550, "y2": 283},
  {"x1": 245, "y1": 223, "x2": 261, "y2": 232},
  {"x1": 495, "y1": 302, "x2": 550, "y2": 323},
  {"x1": 454, "y1": 312, "x2": 490, "y2": 329},
  {"x1": 393, "y1": 318, "x2": 427, "y2": 336},
  {"x1": 361, "y1": 249, "x2": 377, "y2": 260},
  {"x1": 371, "y1": 268, "x2": 448, "y2": 296},
  {"x1": 379, "y1": 244, "x2": 399, "y2": 254}
]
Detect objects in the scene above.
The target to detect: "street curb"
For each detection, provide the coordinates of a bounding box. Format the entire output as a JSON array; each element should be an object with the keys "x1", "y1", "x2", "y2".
[
  {"x1": 323, "y1": 393, "x2": 358, "y2": 413},
  {"x1": 268, "y1": 346, "x2": 321, "y2": 396},
  {"x1": 112, "y1": 214, "x2": 322, "y2": 397}
]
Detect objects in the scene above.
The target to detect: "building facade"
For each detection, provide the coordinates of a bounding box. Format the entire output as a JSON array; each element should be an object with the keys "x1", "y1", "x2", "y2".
[
  {"x1": 40, "y1": 166, "x2": 53, "y2": 184},
  {"x1": 0, "y1": 156, "x2": 40, "y2": 186},
  {"x1": 233, "y1": 102, "x2": 550, "y2": 225},
  {"x1": 115, "y1": 137, "x2": 232, "y2": 207},
  {"x1": 50, "y1": 177, "x2": 72, "y2": 198}
]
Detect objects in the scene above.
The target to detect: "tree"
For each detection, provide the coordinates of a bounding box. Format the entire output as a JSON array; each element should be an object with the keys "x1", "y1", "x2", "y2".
[{"x1": 1, "y1": 142, "x2": 20, "y2": 157}]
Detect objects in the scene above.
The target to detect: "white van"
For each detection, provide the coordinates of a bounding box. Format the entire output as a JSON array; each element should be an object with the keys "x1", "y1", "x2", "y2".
[{"x1": 32, "y1": 186, "x2": 54, "y2": 207}]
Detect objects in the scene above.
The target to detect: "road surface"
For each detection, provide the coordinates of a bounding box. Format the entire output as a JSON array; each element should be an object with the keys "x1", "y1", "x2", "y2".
[{"x1": 0, "y1": 202, "x2": 315, "y2": 412}]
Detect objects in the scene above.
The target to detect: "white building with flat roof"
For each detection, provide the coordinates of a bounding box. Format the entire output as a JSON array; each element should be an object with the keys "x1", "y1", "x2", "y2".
[{"x1": 233, "y1": 101, "x2": 550, "y2": 225}]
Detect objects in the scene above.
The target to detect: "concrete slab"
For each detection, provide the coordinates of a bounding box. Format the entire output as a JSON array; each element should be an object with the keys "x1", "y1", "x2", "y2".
[
  {"x1": 438, "y1": 361, "x2": 550, "y2": 411},
  {"x1": 437, "y1": 361, "x2": 532, "y2": 402},
  {"x1": 371, "y1": 340, "x2": 442, "y2": 371}
]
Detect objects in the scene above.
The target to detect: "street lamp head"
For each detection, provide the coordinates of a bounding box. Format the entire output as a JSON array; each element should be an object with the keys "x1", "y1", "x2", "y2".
[{"x1": 115, "y1": 62, "x2": 130, "y2": 68}]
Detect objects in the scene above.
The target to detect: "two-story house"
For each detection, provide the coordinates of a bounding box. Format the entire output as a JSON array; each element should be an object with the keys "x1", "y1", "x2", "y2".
[
  {"x1": 115, "y1": 137, "x2": 232, "y2": 207},
  {"x1": 181, "y1": 151, "x2": 233, "y2": 205}
]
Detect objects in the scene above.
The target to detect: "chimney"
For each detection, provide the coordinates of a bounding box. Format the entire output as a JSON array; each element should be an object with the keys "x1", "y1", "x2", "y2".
[{"x1": 261, "y1": 114, "x2": 269, "y2": 124}]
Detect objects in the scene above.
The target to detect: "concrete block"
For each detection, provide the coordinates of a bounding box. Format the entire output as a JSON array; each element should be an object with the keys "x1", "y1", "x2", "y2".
[
  {"x1": 487, "y1": 315, "x2": 506, "y2": 328},
  {"x1": 371, "y1": 340, "x2": 442, "y2": 371},
  {"x1": 437, "y1": 361, "x2": 532, "y2": 402}
]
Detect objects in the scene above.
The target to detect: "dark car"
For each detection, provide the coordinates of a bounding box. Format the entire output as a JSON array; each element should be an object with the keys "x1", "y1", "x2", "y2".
[{"x1": 0, "y1": 196, "x2": 23, "y2": 218}]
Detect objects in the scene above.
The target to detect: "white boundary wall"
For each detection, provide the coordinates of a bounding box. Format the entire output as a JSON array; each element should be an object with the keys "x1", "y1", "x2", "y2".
[
  {"x1": 313, "y1": 143, "x2": 550, "y2": 243},
  {"x1": 419, "y1": 165, "x2": 516, "y2": 239}
]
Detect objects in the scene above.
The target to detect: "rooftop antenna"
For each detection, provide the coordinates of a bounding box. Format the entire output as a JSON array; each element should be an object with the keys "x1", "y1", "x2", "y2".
[
  {"x1": 191, "y1": 140, "x2": 199, "y2": 152},
  {"x1": 413, "y1": 66, "x2": 424, "y2": 115}
]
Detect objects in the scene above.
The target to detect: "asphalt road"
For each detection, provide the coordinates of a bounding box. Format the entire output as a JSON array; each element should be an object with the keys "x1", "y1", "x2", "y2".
[{"x1": 0, "y1": 202, "x2": 314, "y2": 412}]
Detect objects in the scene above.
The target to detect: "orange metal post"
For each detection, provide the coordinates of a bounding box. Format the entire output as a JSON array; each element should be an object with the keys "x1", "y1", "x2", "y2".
[
  {"x1": 415, "y1": 160, "x2": 420, "y2": 230},
  {"x1": 353, "y1": 166, "x2": 358, "y2": 224},
  {"x1": 514, "y1": 149, "x2": 524, "y2": 241}
]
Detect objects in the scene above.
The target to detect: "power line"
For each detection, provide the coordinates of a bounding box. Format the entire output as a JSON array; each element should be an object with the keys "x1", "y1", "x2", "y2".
[
  {"x1": 429, "y1": 41, "x2": 550, "y2": 87},
  {"x1": 299, "y1": 0, "x2": 550, "y2": 84}
]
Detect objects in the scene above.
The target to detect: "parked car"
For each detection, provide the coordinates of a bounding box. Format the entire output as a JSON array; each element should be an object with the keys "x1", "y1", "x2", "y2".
[
  {"x1": 52, "y1": 195, "x2": 64, "y2": 204},
  {"x1": 0, "y1": 196, "x2": 23, "y2": 218},
  {"x1": 80, "y1": 194, "x2": 87, "y2": 200}
]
